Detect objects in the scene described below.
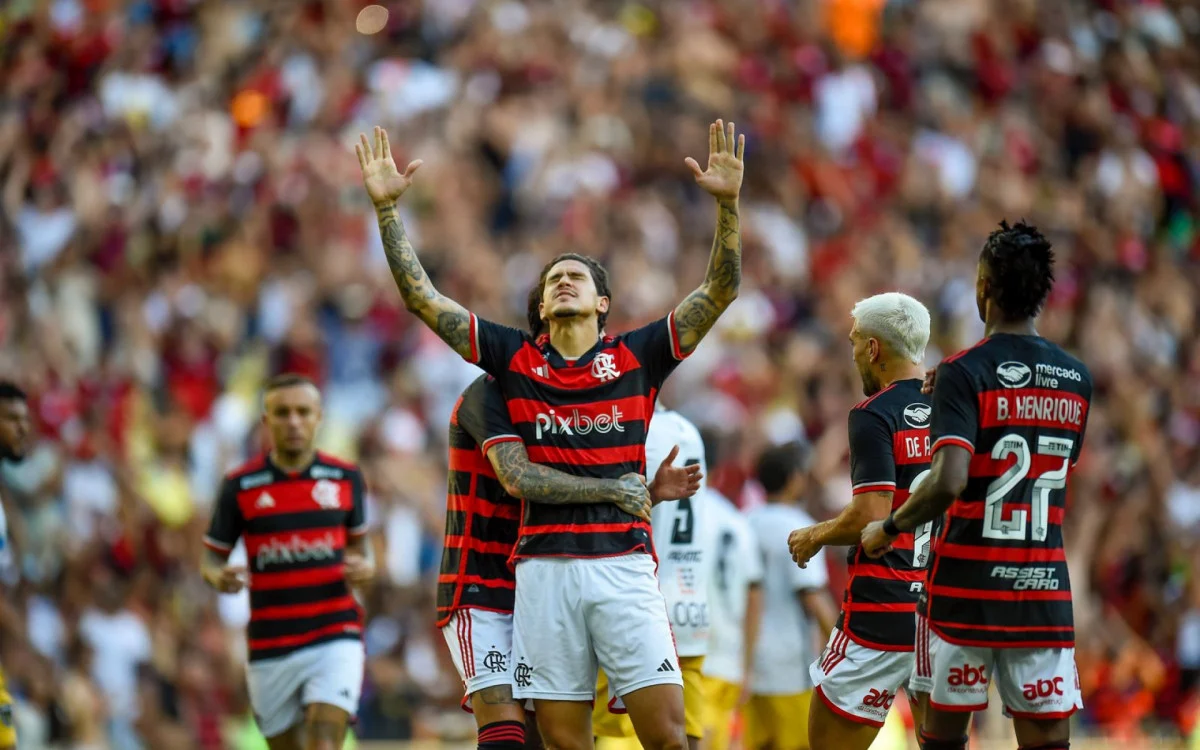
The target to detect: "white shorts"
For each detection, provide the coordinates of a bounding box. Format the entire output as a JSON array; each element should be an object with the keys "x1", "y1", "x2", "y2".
[
  {"x1": 809, "y1": 629, "x2": 915, "y2": 728},
  {"x1": 511, "y1": 554, "x2": 683, "y2": 701},
  {"x1": 440, "y1": 608, "x2": 526, "y2": 710},
  {"x1": 911, "y1": 615, "x2": 1083, "y2": 719},
  {"x1": 246, "y1": 638, "x2": 365, "y2": 738}
]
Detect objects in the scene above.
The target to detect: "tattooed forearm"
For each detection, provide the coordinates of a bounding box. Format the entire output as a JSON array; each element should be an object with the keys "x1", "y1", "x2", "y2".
[
  {"x1": 893, "y1": 451, "x2": 967, "y2": 531},
  {"x1": 376, "y1": 203, "x2": 473, "y2": 359},
  {"x1": 674, "y1": 199, "x2": 742, "y2": 353},
  {"x1": 487, "y1": 442, "x2": 650, "y2": 518}
]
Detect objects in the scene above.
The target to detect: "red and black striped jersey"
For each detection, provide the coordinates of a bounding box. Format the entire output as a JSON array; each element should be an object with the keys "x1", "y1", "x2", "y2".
[
  {"x1": 436, "y1": 375, "x2": 523, "y2": 627},
  {"x1": 203, "y1": 452, "x2": 368, "y2": 661},
  {"x1": 465, "y1": 312, "x2": 689, "y2": 559},
  {"x1": 925, "y1": 333, "x2": 1091, "y2": 648},
  {"x1": 839, "y1": 378, "x2": 935, "y2": 650}
]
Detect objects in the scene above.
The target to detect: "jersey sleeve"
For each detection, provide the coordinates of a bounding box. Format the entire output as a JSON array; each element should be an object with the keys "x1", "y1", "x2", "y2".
[
  {"x1": 347, "y1": 469, "x2": 369, "y2": 538},
  {"x1": 790, "y1": 545, "x2": 828, "y2": 591},
  {"x1": 203, "y1": 478, "x2": 244, "y2": 557},
  {"x1": 620, "y1": 312, "x2": 690, "y2": 389},
  {"x1": 847, "y1": 408, "x2": 896, "y2": 495},
  {"x1": 930, "y1": 361, "x2": 979, "y2": 455},
  {"x1": 458, "y1": 377, "x2": 523, "y2": 455},
  {"x1": 468, "y1": 315, "x2": 528, "y2": 376}
]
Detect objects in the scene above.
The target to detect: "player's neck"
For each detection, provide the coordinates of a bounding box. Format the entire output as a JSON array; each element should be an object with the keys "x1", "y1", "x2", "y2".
[
  {"x1": 548, "y1": 318, "x2": 601, "y2": 359},
  {"x1": 985, "y1": 316, "x2": 1038, "y2": 338},
  {"x1": 877, "y1": 360, "x2": 925, "y2": 390},
  {"x1": 270, "y1": 448, "x2": 317, "y2": 474}
]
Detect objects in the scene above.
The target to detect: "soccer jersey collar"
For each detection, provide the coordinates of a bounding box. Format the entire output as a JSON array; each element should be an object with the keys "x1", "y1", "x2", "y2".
[
  {"x1": 539, "y1": 334, "x2": 606, "y2": 370},
  {"x1": 265, "y1": 451, "x2": 318, "y2": 480}
]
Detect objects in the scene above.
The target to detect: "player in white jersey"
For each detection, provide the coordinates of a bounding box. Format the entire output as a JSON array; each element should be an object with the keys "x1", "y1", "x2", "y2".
[
  {"x1": 595, "y1": 405, "x2": 710, "y2": 750},
  {"x1": 745, "y1": 442, "x2": 837, "y2": 750},
  {"x1": 0, "y1": 382, "x2": 31, "y2": 750},
  {"x1": 701, "y1": 482, "x2": 763, "y2": 750}
]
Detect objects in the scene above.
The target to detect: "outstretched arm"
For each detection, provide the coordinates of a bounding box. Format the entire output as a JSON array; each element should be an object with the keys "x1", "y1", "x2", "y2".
[
  {"x1": 486, "y1": 441, "x2": 652, "y2": 521},
  {"x1": 674, "y1": 119, "x2": 745, "y2": 355},
  {"x1": 357, "y1": 127, "x2": 473, "y2": 359}
]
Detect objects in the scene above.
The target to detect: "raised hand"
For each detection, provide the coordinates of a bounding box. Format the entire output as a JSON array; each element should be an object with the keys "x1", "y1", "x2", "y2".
[
  {"x1": 613, "y1": 473, "x2": 653, "y2": 521},
  {"x1": 649, "y1": 445, "x2": 703, "y2": 504},
  {"x1": 684, "y1": 119, "x2": 745, "y2": 203},
  {"x1": 355, "y1": 126, "x2": 423, "y2": 207}
]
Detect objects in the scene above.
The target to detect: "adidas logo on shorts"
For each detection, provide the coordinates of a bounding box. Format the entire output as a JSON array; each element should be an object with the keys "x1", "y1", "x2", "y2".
[{"x1": 656, "y1": 660, "x2": 675, "y2": 673}]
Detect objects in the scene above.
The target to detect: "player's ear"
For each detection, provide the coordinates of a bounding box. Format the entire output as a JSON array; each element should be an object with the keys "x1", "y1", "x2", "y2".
[
  {"x1": 597, "y1": 296, "x2": 610, "y2": 314},
  {"x1": 868, "y1": 337, "x2": 881, "y2": 363}
]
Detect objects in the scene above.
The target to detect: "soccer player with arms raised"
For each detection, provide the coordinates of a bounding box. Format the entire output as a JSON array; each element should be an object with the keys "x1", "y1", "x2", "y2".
[
  {"x1": 202, "y1": 375, "x2": 374, "y2": 750},
  {"x1": 357, "y1": 119, "x2": 744, "y2": 750},
  {"x1": 787, "y1": 293, "x2": 934, "y2": 750},
  {"x1": 862, "y1": 222, "x2": 1092, "y2": 750},
  {"x1": 439, "y1": 371, "x2": 699, "y2": 750}
]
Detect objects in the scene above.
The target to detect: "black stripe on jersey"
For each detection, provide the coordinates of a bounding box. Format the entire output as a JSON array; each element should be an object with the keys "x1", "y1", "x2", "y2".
[
  {"x1": 248, "y1": 608, "x2": 360, "y2": 642},
  {"x1": 442, "y1": 513, "x2": 517, "y2": 546},
  {"x1": 252, "y1": 631, "x2": 360, "y2": 663},
  {"x1": 245, "y1": 511, "x2": 348, "y2": 534},
  {"x1": 518, "y1": 526, "x2": 652, "y2": 557},
  {"x1": 476, "y1": 474, "x2": 504, "y2": 501},
  {"x1": 449, "y1": 425, "x2": 477, "y2": 451},
  {"x1": 251, "y1": 581, "x2": 349, "y2": 610},
  {"x1": 448, "y1": 470, "x2": 473, "y2": 498}
]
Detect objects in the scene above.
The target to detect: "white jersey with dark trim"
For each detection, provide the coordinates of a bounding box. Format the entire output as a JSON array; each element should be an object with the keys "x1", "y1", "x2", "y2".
[
  {"x1": 702, "y1": 488, "x2": 763, "y2": 683},
  {"x1": 647, "y1": 408, "x2": 710, "y2": 657}
]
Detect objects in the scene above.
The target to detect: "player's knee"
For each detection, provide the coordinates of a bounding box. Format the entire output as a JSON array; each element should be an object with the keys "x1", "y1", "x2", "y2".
[
  {"x1": 637, "y1": 717, "x2": 687, "y2": 750},
  {"x1": 918, "y1": 731, "x2": 967, "y2": 750},
  {"x1": 480, "y1": 719, "x2": 526, "y2": 750},
  {"x1": 535, "y1": 724, "x2": 590, "y2": 750}
]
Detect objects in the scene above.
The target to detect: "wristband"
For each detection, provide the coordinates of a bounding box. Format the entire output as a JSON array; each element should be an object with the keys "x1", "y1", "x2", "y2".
[{"x1": 882, "y1": 512, "x2": 902, "y2": 537}]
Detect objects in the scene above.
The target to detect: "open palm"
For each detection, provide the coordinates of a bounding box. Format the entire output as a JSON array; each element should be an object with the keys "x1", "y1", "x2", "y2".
[
  {"x1": 355, "y1": 126, "x2": 423, "y2": 207},
  {"x1": 685, "y1": 119, "x2": 745, "y2": 202}
]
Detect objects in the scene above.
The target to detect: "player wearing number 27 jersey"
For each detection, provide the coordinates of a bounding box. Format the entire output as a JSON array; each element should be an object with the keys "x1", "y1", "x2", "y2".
[{"x1": 862, "y1": 221, "x2": 1092, "y2": 750}]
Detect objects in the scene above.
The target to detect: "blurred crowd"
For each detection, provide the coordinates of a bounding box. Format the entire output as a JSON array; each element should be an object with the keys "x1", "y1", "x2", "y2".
[{"x1": 0, "y1": 0, "x2": 1198, "y2": 747}]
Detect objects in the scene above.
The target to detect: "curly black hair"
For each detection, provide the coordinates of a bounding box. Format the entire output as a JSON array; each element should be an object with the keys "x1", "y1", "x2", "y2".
[
  {"x1": 526, "y1": 284, "x2": 544, "y2": 336},
  {"x1": 533, "y1": 253, "x2": 612, "y2": 332},
  {"x1": 979, "y1": 220, "x2": 1056, "y2": 321},
  {"x1": 0, "y1": 382, "x2": 26, "y2": 402}
]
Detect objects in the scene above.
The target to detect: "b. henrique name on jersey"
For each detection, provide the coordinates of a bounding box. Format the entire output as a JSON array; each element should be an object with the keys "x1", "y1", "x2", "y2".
[
  {"x1": 436, "y1": 375, "x2": 524, "y2": 627},
  {"x1": 840, "y1": 378, "x2": 934, "y2": 650},
  {"x1": 926, "y1": 333, "x2": 1091, "y2": 648},
  {"x1": 465, "y1": 312, "x2": 689, "y2": 560},
  {"x1": 204, "y1": 453, "x2": 367, "y2": 661}
]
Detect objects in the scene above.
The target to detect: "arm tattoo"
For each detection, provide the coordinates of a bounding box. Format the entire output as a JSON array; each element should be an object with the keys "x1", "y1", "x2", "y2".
[
  {"x1": 674, "y1": 199, "x2": 742, "y2": 354},
  {"x1": 376, "y1": 203, "x2": 474, "y2": 359},
  {"x1": 475, "y1": 685, "x2": 518, "y2": 706},
  {"x1": 489, "y1": 442, "x2": 617, "y2": 505}
]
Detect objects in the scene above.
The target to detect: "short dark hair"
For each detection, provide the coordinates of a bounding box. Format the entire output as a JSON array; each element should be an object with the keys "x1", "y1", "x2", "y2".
[
  {"x1": 264, "y1": 373, "x2": 318, "y2": 394},
  {"x1": 699, "y1": 427, "x2": 721, "y2": 468},
  {"x1": 756, "y1": 441, "x2": 810, "y2": 495},
  {"x1": 535, "y1": 253, "x2": 612, "y2": 332},
  {"x1": 0, "y1": 382, "x2": 27, "y2": 402},
  {"x1": 527, "y1": 284, "x2": 545, "y2": 336},
  {"x1": 979, "y1": 220, "x2": 1055, "y2": 321}
]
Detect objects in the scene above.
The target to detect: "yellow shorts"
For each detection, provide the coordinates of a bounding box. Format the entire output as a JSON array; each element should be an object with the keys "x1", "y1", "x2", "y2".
[
  {"x1": 702, "y1": 676, "x2": 741, "y2": 750},
  {"x1": 744, "y1": 691, "x2": 813, "y2": 750},
  {"x1": 593, "y1": 657, "x2": 707, "y2": 744},
  {"x1": 0, "y1": 669, "x2": 15, "y2": 747}
]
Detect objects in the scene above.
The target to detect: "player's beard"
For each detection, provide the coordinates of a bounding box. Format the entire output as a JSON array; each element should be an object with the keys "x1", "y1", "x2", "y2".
[{"x1": 858, "y1": 366, "x2": 882, "y2": 396}]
